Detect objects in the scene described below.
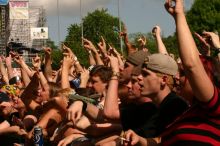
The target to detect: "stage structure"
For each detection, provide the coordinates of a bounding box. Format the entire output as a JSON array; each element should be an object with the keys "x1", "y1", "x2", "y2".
[{"x1": 0, "y1": 0, "x2": 47, "y2": 64}]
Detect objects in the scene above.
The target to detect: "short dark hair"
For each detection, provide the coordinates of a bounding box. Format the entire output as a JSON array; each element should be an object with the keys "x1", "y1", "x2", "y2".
[{"x1": 90, "y1": 65, "x2": 112, "y2": 83}]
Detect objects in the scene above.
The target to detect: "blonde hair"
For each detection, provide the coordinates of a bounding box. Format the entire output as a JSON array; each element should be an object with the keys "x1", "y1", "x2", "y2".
[
  {"x1": 57, "y1": 88, "x2": 75, "y2": 99},
  {"x1": 156, "y1": 72, "x2": 175, "y2": 90}
]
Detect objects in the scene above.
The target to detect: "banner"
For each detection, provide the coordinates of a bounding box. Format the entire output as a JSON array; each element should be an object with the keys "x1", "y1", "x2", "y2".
[
  {"x1": 31, "y1": 27, "x2": 49, "y2": 40},
  {"x1": 0, "y1": 0, "x2": 9, "y2": 5},
  {"x1": 9, "y1": 1, "x2": 29, "y2": 19}
]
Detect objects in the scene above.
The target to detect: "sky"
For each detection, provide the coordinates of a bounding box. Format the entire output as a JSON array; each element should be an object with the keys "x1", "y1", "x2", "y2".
[{"x1": 29, "y1": 0, "x2": 195, "y2": 45}]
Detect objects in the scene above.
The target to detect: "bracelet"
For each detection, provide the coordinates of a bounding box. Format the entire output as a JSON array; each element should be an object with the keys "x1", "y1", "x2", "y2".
[
  {"x1": 74, "y1": 61, "x2": 79, "y2": 65},
  {"x1": 112, "y1": 71, "x2": 120, "y2": 79},
  {"x1": 74, "y1": 56, "x2": 78, "y2": 61},
  {"x1": 110, "y1": 77, "x2": 119, "y2": 80}
]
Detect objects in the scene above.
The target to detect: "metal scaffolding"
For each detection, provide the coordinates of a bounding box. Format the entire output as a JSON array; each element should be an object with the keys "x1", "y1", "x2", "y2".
[
  {"x1": 0, "y1": 4, "x2": 9, "y2": 55},
  {"x1": 0, "y1": 0, "x2": 47, "y2": 65}
]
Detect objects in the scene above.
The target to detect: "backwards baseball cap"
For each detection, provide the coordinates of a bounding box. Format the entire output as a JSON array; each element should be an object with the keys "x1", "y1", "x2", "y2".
[
  {"x1": 132, "y1": 65, "x2": 142, "y2": 76},
  {"x1": 126, "y1": 50, "x2": 150, "y2": 66},
  {"x1": 143, "y1": 53, "x2": 178, "y2": 76}
]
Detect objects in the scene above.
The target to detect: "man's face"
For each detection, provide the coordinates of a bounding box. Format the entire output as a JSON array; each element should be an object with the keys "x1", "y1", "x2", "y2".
[
  {"x1": 138, "y1": 68, "x2": 161, "y2": 97},
  {"x1": 88, "y1": 75, "x2": 107, "y2": 94},
  {"x1": 32, "y1": 85, "x2": 49, "y2": 103},
  {"x1": 126, "y1": 75, "x2": 141, "y2": 99},
  {"x1": 120, "y1": 62, "x2": 135, "y2": 84}
]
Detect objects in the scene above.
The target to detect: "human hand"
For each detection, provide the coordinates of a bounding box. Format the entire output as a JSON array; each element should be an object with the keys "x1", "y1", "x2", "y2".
[
  {"x1": 57, "y1": 134, "x2": 75, "y2": 146},
  {"x1": 43, "y1": 47, "x2": 52, "y2": 56},
  {"x1": 97, "y1": 36, "x2": 107, "y2": 54},
  {"x1": 62, "y1": 43, "x2": 75, "y2": 57},
  {"x1": 107, "y1": 55, "x2": 119, "y2": 72},
  {"x1": 202, "y1": 31, "x2": 220, "y2": 49},
  {"x1": 120, "y1": 25, "x2": 127, "y2": 37},
  {"x1": 80, "y1": 68, "x2": 90, "y2": 83},
  {"x1": 138, "y1": 36, "x2": 147, "y2": 46},
  {"x1": 67, "y1": 101, "x2": 83, "y2": 124},
  {"x1": 164, "y1": 0, "x2": 184, "y2": 17},
  {"x1": 62, "y1": 55, "x2": 74, "y2": 69},
  {"x1": 123, "y1": 129, "x2": 140, "y2": 146},
  {"x1": 5, "y1": 55, "x2": 12, "y2": 67},
  {"x1": 12, "y1": 126, "x2": 27, "y2": 136},
  {"x1": 83, "y1": 38, "x2": 97, "y2": 53},
  {"x1": 32, "y1": 54, "x2": 41, "y2": 70},
  {"x1": 152, "y1": 25, "x2": 161, "y2": 37},
  {"x1": 13, "y1": 54, "x2": 24, "y2": 65},
  {"x1": 194, "y1": 32, "x2": 211, "y2": 55}
]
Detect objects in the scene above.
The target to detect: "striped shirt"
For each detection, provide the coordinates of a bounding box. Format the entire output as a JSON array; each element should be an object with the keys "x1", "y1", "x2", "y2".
[{"x1": 161, "y1": 87, "x2": 220, "y2": 146}]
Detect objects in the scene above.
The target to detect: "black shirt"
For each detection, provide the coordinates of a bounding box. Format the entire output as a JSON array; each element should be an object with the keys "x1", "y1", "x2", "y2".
[
  {"x1": 155, "y1": 92, "x2": 189, "y2": 135},
  {"x1": 120, "y1": 101, "x2": 158, "y2": 137}
]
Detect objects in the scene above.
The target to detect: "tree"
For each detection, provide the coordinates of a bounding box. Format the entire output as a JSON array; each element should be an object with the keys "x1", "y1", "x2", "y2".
[
  {"x1": 65, "y1": 9, "x2": 122, "y2": 67},
  {"x1": 128, "y1": 32, "x2": 178, "y2": 58},
  {"x1": 186, "y1": 0, "x2": 220, "y2": 34}
]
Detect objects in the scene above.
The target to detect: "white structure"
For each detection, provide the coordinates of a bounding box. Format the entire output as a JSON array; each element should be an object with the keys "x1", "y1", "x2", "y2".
[{"x1": 9, "y1": 1, "x2": 47, "y2": 48}]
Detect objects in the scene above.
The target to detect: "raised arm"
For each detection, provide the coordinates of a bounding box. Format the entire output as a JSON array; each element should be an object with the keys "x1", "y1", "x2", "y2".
[
  {"x1": 152, "y1": 26, "x2": 168, "y2": 55},
  {"x1": 83, "y1": 38, "x2": 104, "y2": 65},
  {"x1": 32, "y1": 55, "x2": 49, "y2": 94},
  {"x1": 97, "y1": 36, "x2": 108, "y2": 59},
  {"x1": 20, "y1": 68, "x2": 30, "y2": 87},
  {"x1": 14, "y1": 53, "x2": 35, "y2": 77},
  {"x1": 103, "y1": 55, "x2": 121, "y2": 120},
  {"x1": 120, "y1": 25, "x2": 137, "y2": 55},
  {"x1": 61, "y1": 54, "x2": 74, "y2": 89},
  {"x1": 165, "y1": 0, "x2": 214, "y2": 102},
  {"x1": 88, "y1": 49, "x2": 96, "y2": 65},
  {"x1": 63, "y1": 44, "x2": 83, "y2": 73},
  {"x1": 0, "y1": 56, "x2": 9, "y2": 84},
  {"x1": 20, "y1": 73, "x2": 40, "y2": 111},
  {"x1": 43, "y1": 47, "x2": 53, "y2": 82},
  {"x1": 5, "y1": 55, "x2": 14, "y2": 80}
]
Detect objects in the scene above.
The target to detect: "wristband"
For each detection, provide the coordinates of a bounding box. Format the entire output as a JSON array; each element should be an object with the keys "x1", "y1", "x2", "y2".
[
  {"x1": 74, "y1": 56, "x2": 78, "y2": 61},
  {"x1": 82, "y1": 101, "x2": 87, "y2": 112},
  {"x1": 112, "y1": 72, "x2": 120, "y2": 79}
]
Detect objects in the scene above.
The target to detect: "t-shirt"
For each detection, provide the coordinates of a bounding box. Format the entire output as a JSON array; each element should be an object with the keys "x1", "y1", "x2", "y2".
[
  {"x1": 120, "y1": 92, "x2": 189, "y2": 138},
  {"x1": 156, "y1": 92, "x2": 189, "y2": 135},
  {"x1": 161, "y1": 87, "x2": 220, "y2": 146},
  {"x1": 120, "y1": 101, "x2": 158, "y2": 138}
]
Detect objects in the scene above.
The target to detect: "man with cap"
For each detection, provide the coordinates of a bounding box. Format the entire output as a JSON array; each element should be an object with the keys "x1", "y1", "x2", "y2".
[
  {"x1": 119, "y1": 50, "x2": 150, "y2": 84},
  {"x1": 66, "y1": 50, "x2": 150, "y2": 123},
  {"x1": 122, "y1": 53, "x2": 189, "y2": 145}
]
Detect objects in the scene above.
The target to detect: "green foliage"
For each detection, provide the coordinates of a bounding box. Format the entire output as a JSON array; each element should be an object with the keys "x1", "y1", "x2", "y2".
[
  {"x1": 128, "y1": 0, "x2": 220, "y2": 59},
  {"x1": 129, "y1": 32, "x2": 157, "y2": 53},
  {"x1": 51, "y1": 49, "x2": 62, "y2": 70},
  {"x1": 128, "y1": 32, "x2": 178, "y2": 58},
  {"x1": 186, "y1": 0, "x2": 220, "y2": 34},
  {"x1": 64, "y1": 9, "x2": 121, "y2": 67},
  {"x1": 46, "y1": 39, "x2": 58, "y2": 50}
]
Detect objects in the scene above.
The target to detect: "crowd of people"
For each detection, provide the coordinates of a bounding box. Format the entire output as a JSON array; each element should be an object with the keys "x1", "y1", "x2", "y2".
[{"x1": 0, "y1": 0, "x2": 220, "y2": 145}]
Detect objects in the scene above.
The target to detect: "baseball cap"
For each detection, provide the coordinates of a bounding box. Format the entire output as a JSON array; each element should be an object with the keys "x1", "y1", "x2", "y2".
[
  {"x1": 131, "y1": 65, "x2": 142, "y2": 76},
  {"x1": 126, "y1": 50, "x2": 150, "y2": 66},
  {"x1": 143, "y1": 53, "x2": 178, "y2": 76}
]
